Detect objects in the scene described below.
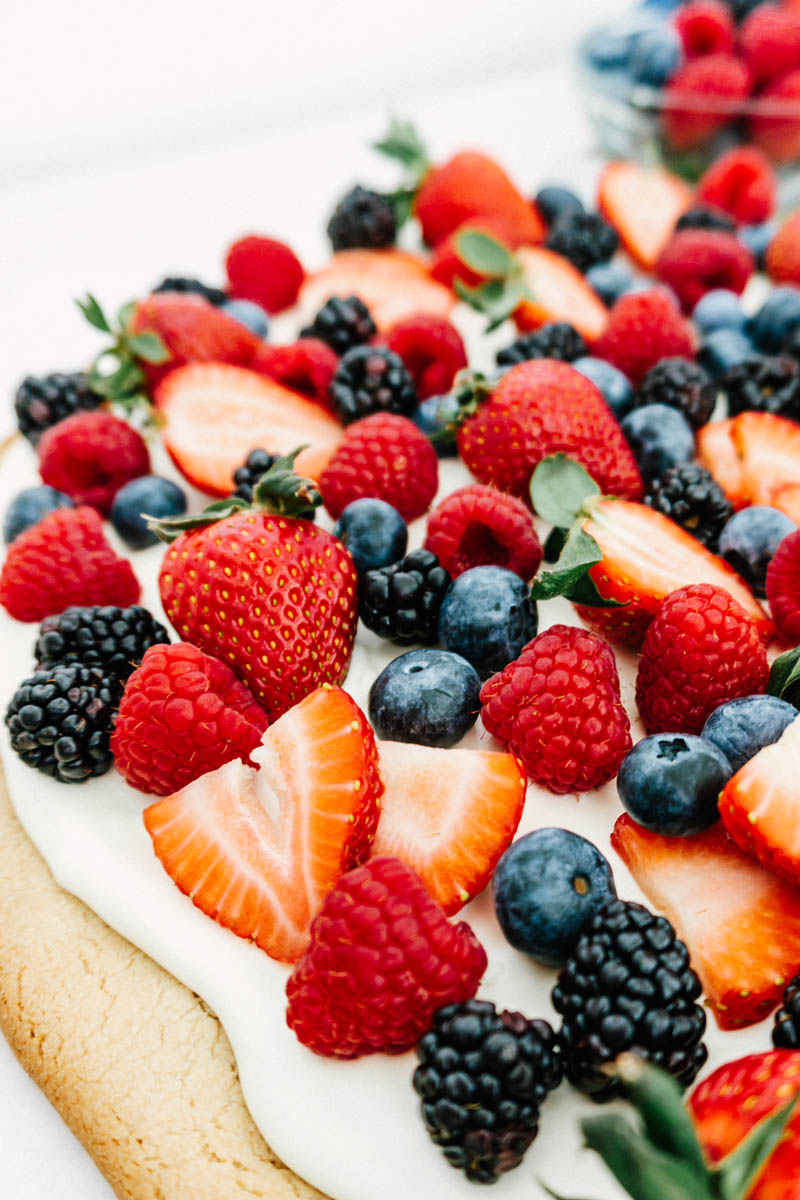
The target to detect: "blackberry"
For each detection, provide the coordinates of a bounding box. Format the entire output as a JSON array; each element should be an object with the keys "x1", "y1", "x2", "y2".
[
  {"x1": 782, "y1": 326, "x2": 800, "y2": 362},
  {"x1": 718, "y1": 356, "x2": 800, "y2": 421},
  {"x1": 326, "y1": 185, "x2": 396, "y2": 252},
  {"x1": 545, "y1": 211, "x2": 619, "y2": 274},
  {"x1": 675, "y1": 206, "x2": 736, "y2": 234},
  {"x1": 34, "y1": 605, "x2": 170, "y2": 695},
  {"x1": 552, "y1": 897, "x2": 707, "y2": 1103},
  {"x1": 232, "y1": 448, "x2": 278, "y2": 502},
  {"x1": 5, "y1": 663, "x2": 115, "y2": 783},
  {"x1": 359, "y1": 548, "x2": 451, "y2": 642},
  {"x1": 773, "y1": 971, "x2": 800, "y2": 1049},
  {"x1": 14, "y1": 372, "x2": 104, "y2": 445},
  {"x1": 151, "y1": 276, "x2": 227, "y2": 305},
  {"x1": 647, "y1": 463, "x2": 733, "y2": 551},
  {"x1": 413, "y1": 999, "x2": 562, "y2": 1184},
  {"x1": 634, "y1": 357, "x2": 716, "y2": 430},
  {"x1": 300, "y1": 295, "x2": 377, "y2": 355},
  {"x1": 496, "y1": 322, "x2": 587, "y2": 368},
  {"x1": 329, "y1": 346, "x2": 417, "y2": 425}
]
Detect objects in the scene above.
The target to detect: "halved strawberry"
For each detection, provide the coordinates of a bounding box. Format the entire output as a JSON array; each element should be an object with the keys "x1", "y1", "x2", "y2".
[
  {"x1": 143, "y1": 687, "x2": 383, "y2": 963},
  {"x1": 155, "y1": 362, "x2": 343, "y2": 494},
  {"x1": 298, "y1": 249, "x2": 454, "y2": 329},
  {"x1": 612, "y1": 814, "x2": 800, "y2": 1029},
  {"x1": 734, "y1": 411, "x2": 800, "y2": 506},
  {"x1": 771, "y1": 482, "x2": 800, "y2": 525},
  {"x1": 597, "y1": 161, "x2": 693, "y2": 269},
  {"x1": 720, "y1": 716, "x2": 800, "y2": 885},
  {"x1": 575, "y1": 497, "x2": 771, "y2": 646},
  {"x1": 370, "y1": 741, "x2": 526, "y2": 915},
  {"x1": 512, "y1": 247, "x2": 609, "y2": 342},
  {"x1": 697, "y1": 417, "x2": 750, "y2": 510},
  {"x1": 130, "y1": 292, "x2": 262, "y2": 391}
]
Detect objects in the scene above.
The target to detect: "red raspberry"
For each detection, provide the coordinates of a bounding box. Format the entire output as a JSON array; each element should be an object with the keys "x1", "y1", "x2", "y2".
[
  {"x1": 0, "y1": 507, "x2": 140, "y2": 622},
  {"x1": 385, "y1": 313, "x2": 467, "y2": 400},
  {"x1": 480, "y1": 624, "x2": 631, "y2": 794},
  {"x1": 696, "y1": 147, "x2": 776, "y2": 225},
  {"x1": 656, "y1": 230, "x2": 755, "y2": 312},
  {"x1": 765, "y1": 211, "x2": 800, "y2": 284},
  {"x1": 111, "y1": 642, "x2": 269, "y2": 796},
  {"x1": 675, "y1": 1, "x2": 734, "y2": 57},
  {"x1": 319, "y1": 413, "x2": 438, "y2": 521},
  {"x1": 594, "y1": 290, "x2": 695, "y2": 385},
  {"x1": 766, "y1": 529, "x2": 800, "y2": 641},
  {"x1": 38, "y1": 411, "x2": 150, "y2": 514},
  {"x1": 285, "y1": 856, "x2": 487, "y2": 1057},
  {"x1": 225, "y1": 235, "x2": 305, "y2": 314},
  {"x1": 740, "y1": 3, "x2": 800, "y2": 86},
  {"x1": 662, "y1": 54, "x2": 751, "y2": 151},
  {"x1": 750, "y1": 69, "x2": 800, "y2": 162},
  {"x1": 636, "y1": 583, "x2": 769, "y2": 735},
  {"x1": 251, "y1": 337, "x2": 338, "y2": 410},
  {"x1": 424, "y1": 484, "x2": 542, "y2": 580}
]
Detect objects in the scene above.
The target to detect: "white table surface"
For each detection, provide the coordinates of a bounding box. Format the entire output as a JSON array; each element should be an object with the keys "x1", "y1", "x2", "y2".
[{"x1": 0, "y1": 34, "x2": 620, "y2": 1200}]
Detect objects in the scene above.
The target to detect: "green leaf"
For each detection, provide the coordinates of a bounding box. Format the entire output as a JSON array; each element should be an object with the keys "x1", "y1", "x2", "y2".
[
  {"x1": 714, "y1": 1092, "x2": 799, "y2": 1200},
  {"x1": 146, "y1": 498, "x2": 249, "y2": 543},
  {"x1": 76, "y1": 293, "x2": 111, "y2": 333},
  {"x1": 543, "y1": 524, "x2": 568, "y2": 563},
  {"x1": 127, "y1": 331, "x2": 171, "y2": 364},
  {"x1": 116, "y1": 300, "x2": 136, "y2": 331},
  {"x1": 454, "y1": 230, "x2": 515, "y2": 278},
  {"x1": 581, "y1": 1113, "x2": 713, "y2": 1200},
  {"x1": 615, "y1": 1056, "x2": 708, "y2": 1182},
  {"x1": 531, "y1": 525, "x2": 603, "y2": 601},
  {"x1": 251, "y1": 448, "x2": 321, "y2": 518},
  {"x1": 89, "y1": 357, "x2": 145, "y2": 401},
  {"x1": 454, "y1": 276, "x2": 525, "y2": 332},
  {"x1": 372, "y1": 117, "x2": 430, "y2": 180},
  {"x1": 530, "y1": 454, "x2": 600, "y2": 528},
  {"x1": 540, "y1": 1186, "x2": 596, "y2": 1200},
  {"x1": 383, "y1": 186, "x2": 417, "y2": 228},
  {"x1": 767, "y1": 645, "x2": 800, "y2": 708}
]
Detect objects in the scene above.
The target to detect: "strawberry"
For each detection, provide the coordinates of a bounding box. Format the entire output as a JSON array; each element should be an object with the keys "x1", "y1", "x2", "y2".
[
  {"x1": 696, "y1": 417, "x2": 750, "y2": 509},
  {"x1": 772, "y1": 482, "x2": 800, "y2": 524},
  {"x1": 720, "y1": 715, "x2": 800, "y2": 886},
  {"x1": 511, "y1": 248, "x2": 609, "y2": 341},
  {"x1": 700, "y1": 412, "x2": 800, "y2": 509},
  {"x1": 298, "y1": 249, "x2": 454, "y2": 330},
  {"x1": 155, "y1": 454, "x2": 358, "y2": 718},
  {"x1": 129, "y1": 292, "x2": 262, "y2": 391},
  {"x1": 597, "y1": 160, "x2": 693, "y2": 270},
  {"x1": 751, "y1": 70, "x2": 800, "y2": 163},
  {"x1": 143, "y1": 686, "x2": 383, "y2": 963},
  {"x1": 430, "y1": 215, "x2": 534, "y2": 289},
  {"x1": 612, "y1": 814, "x2": 800, "y2": 1029},
  {"x1": 155, "y1": 362, "x2": 343, "y2": 495},
  {"x1": 369, "y1": 741, "x2": 526, "y2": 915},
  {"x1": 766, "y1": 212, "x2": 800, "y2": 286}
]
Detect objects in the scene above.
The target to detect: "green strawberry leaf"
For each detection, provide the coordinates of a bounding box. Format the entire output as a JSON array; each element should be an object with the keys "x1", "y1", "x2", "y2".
[
  {"x1": 615, "y1": 1056, "x2": 708, "y2": 1181},
  {"x1": 713, "y1": 1091, "x2": 800, "y2": 1200},
  {"x1": 76, "y1": 293, "x2": 111, "y2": 333},
  {"x1": 454, "y1": 276, "x2": 526, "y2": 332},
  {"x1": 543, "y1": 524, "x2": 568, "y2": 563},
  {"x1": 127, "y1": 331, "x2": 171, "y2": 364},
  {"x1": 540, "y1": 1187, "x2": 596, "y2": 1200},
  {"x1": 455, "y1": 230, "x2": 515, "y2": 278},
  {"x1": 372, "y1": 117, "x2": 430, "y2": 208},
  {"x1": 581, "y1": 1114, "x2": 714, "y2": 1200},
  {"x1": 147, "y1": 498, "x2": 250, "y2": 543},
  {"x1": 251, "y1": 448, "x2": 321, "y2": 518},
  {"x1": 767, "y1": 645, "x2": 800, "y2": 708},
  {"x1": 530, "y1": 454, "x2": 600, "y2": 528},
  {"x1": 383, "y1": 186, "x2": 417, "y2": 228},
  {"x1": 531, "y1": 524, "x2": 628, "y2": 608},
  {"x1": 116, "y1": 299, "x2": 137, "y2": 331}
]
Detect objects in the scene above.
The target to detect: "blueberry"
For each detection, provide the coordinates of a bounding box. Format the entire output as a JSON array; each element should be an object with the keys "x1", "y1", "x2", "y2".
[
  {"x1": 333, "y1": 498, "x2": 407, "y2": 574},
  {"x1": 738, "y1": 220, "x2": 776, "y2": 270},
  {"x1": 585, "y1": 260, "x2": 633, "y2": 308},
  {"x1": 534, "y1": 186, "x2": 584, "y2": 226},
  {"x1": 620, "y1": 403, "x2": 695, "y2": 483},
  {"x1": 492, "y1": 828, "x2": 617, "y2": 967},
  {"x1": 618, "y1": 734, "x2": 733, "y2": 837},
  {"x1": 718, "y1": 506, "x2": 797, "y2": 596},
  {"x1": 585, "y1": 29, "x2": 637, "y2": 72},
  {"x1": 697, "y1": 328, "x2": 756, "y2": 377},
  {"x1": 572, "y1": 356, "x2": 634, "y2": 418},
  {"x1": 692, "y1": 289, "x2": 747, "y2": 336},
  {"x1": 702, "y1": 694, "x2": 798, "y2": 773},
  {"x1": 111, "y1": 475, "x2": 187, "y2": 549},
  {"x1": 368, "y1": 648, "x2": 480, "y2": 747},
  {"x1": 412, "y1": 392, "x2": 461, "y2": 457},
  {"x1": 220, "y1": 298, "x2": 269, "y2": 338},
  {"x1": 3, "y1": 486, "x2": 74, "y2": 544},
  {"x1": 437, "y1": 566, "x2": 538, "y2": 680},
  {"x1": 748, "y1": 286, "x2": 800, "y2": 354},
  {"x1": 629, "y1": 27, "x2": 682, "y2": 86}
]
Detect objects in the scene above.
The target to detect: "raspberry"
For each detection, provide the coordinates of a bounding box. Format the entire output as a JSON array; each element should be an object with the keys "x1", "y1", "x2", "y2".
[
  {"x1": 662, "y1": 54, "x2": 751, "y2": 151},
  {"x1": 656, "y1": 230, "x2": 755, "y2": 312},
  {"x1": 285, "y1": 856, "x2": 488, "y2": 1058},
  {"x1": 38, "y1": 411, "x2": 150, "y2": 515},
  {"x1": 224, "y1": 234, "x2": 305, "y2": 314},
  {"x1": 750, "y1": 70, "x2": 800, "y2": 163},
  {"x1": 740, "y1": 3, "x2": 800, "y2": 85},
  {"x1": 0, "y1": 507, "x2": 140, "y2": 622},
  {"x1": 480, "y1": 624, "x2": 631, "y2": 794},
  {"x1": 766, "y1": 529, "x2": 800, "y2": 641},
  {"x1": 766, "y1": 213, "x2": 800, "y2": 285},
  {"x1": 635, "y1": 583, "x2": 769, "y2": 734},
  {"x1": 319, "y1": 413, "x2": 438, "y2": 521},
  {"x1": 696, "y1": 147, "x2": 777, "y2": 226},
  {"x1": 251, "y1": 338, "x2": 338, "y2": 409},
  {"x1": 385, "y1": 313, "x2": 467, "y2": 400},
  {"x1": 594, "y1": 290, "x2": 695, "y2": 385},
  {"x1": 675, "y1": 1, "x2": 735, "y2": 57},
  {"x1": 111, "y1": 643, "x2": 269, "y2": 796},
  {"x1": 424, "y1": 484, "x2": 543, "y2": 580}
]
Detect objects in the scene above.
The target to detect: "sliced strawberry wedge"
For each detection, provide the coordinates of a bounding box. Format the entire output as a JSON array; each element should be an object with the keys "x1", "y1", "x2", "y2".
[
  {"x1": 720, "y1": 716, "x2": 800, "y2": 885},
  {"x1": 697, "y1": 418, "x2": 750, "y2": 510},
  {"x1": 299, "y1": 249, "x2": 454, "y2": 329},
  {"x1": 597, "y1": 161, "x2": 693, "y2": 269},
  {"x1": 370, "y1": 741, "x2": 526, "y2": 915},
  {"x1": 513, "y1": 247, "x2": 609, "y2": 342},
  {"x1": 143, "y1": 687, "x2": 383, "y2": 963},
  {"x1": 155, "y1": 362, "x2": 343, "y2": 494},
  {"x1": 733, "y1": 411, "x2": 800, "y2": 505},
  {"x1": 771, "y1": 482, "x2": 800, "y2": 524},
  {"x1": 576, "y1": 498, "x2": 771, "y2": 646},
  {"x1": 612, "y1": 813, "x2": 800, "y2": 1029}
]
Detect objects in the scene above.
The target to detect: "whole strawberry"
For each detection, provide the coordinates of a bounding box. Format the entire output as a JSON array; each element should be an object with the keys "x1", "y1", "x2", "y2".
[
  {"x1": 594, "y1": 290, "x2": 695, "y2": 385},
  {"x1": 38, "y1": 410, "x2": 150, "y2": 514},
  {"x1": 636, "y1": 583, "x2": 769, "y2": 735},
  {"x1": 480, "y1": 624, "x2": 632, "y2": 794},
  {"x1": 155, "y1": 453, "x2": 358, "y2": 718},
  {"x1": 319, "y1": 412, "x2": 438, "y2": 521}
]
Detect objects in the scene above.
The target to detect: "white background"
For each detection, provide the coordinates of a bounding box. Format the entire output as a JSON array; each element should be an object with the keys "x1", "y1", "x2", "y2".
[{"x1": 2, "y1": 1, "x2": 629, "y2": 1195}]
